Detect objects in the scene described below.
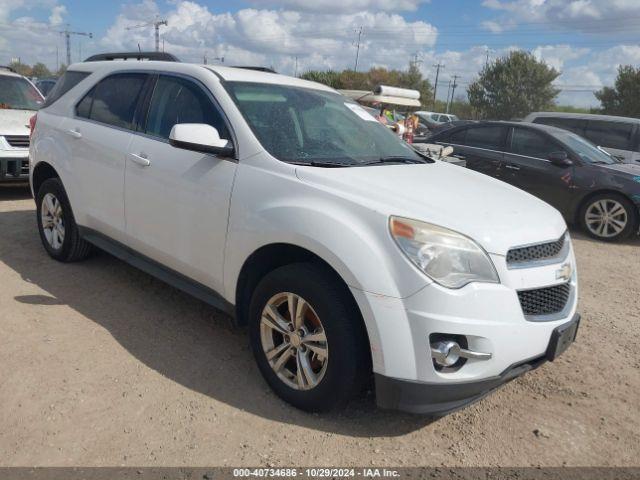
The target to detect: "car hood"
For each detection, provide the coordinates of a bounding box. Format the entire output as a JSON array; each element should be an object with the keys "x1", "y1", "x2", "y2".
[
  {"x1": 597, "y1": 162, "x2": 640, "y2": 176},
  {"x1": 0, "y1": 109, "x2": 33, "y2": 136},
  {"x1": 296, "y1": 161, "x2": 567, "y2": 256}
]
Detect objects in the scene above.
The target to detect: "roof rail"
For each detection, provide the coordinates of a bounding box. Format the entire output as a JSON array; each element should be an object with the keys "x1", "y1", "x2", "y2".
[
  {"x1": 233, "y1": 66, "x2": 277, "y2": 74},
  {"x1": 84, "y1": 52, "x2": 180, "y2": 62},
  {"x1": 0, "y1": 65, "x2": 17, "y2": 73}
]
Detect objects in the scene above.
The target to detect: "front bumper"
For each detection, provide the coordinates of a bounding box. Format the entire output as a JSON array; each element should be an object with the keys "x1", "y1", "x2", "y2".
[
  {"x1": 0, "y1": 155, "x2": 29, "y2": 183},
  {"x1": 375, "y1": 313, "x2": 580, "y2": 415}
]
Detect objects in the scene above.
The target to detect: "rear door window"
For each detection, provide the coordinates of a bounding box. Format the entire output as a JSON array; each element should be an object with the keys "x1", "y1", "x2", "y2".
[
  {"x1": 534, "y1": 117, "x2": 586, "y2": 136},
  {"x1": 43, "y1": 71, "x2": 90, "y2": 107},
  {"x1": 78, "y1": 73, "x2": 148, "y2": 130},
  {"x1": 447, "y1": 128, "x2": 468, "y2": 145},
  {"x1": 510, "y1": 128, "x2": 564, "y2": 160},
  {"x1": 584, "y1": 120, "x2": 635, "y2": 150},
  {"x1": 465, "y1": 126, "x2": 507, "y2": 150}
]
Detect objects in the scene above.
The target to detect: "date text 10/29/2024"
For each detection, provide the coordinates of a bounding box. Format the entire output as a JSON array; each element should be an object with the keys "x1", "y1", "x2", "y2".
[{"x1": 232, "y1": 468, "x2": 400, "y2": 478}]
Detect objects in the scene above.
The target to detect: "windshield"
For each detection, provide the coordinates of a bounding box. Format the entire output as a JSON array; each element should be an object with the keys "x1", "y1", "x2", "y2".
[
  {"x1": 557, "y1": 131, "x2": 617, "y2": 165},
  {"x1": 226, "y1": 82, "x2": 423, "y2": 166},
  {"x1": 0, "y1": 76, "x2": 44, "y2": 110}
]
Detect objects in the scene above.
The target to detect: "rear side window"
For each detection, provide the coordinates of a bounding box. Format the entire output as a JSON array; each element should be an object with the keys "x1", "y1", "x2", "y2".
[
  {"x1": 534, "y1": 117, "x2": 586, "y2": 136},
  {"x1": 584, "y1": 120, "x2": 635, "y2": 151},
  {"x1": 511, "y1": 128, "x2": 564, "y2": 160},
  {"x1": 144, "y1": 75, "x2": 229, "y2": 140},
  {"x1": 76, "y1": 73, "x2": 147, "y2": 130},
  {"x1": 43, "y1": 71, "x2": 89, "y2": 107},
  {"x1": 447, "y1": 128, "x2": 467, "y2": 144},
  {"x1": 465, "y1": 126, "x2": 506, "y2": 150}
]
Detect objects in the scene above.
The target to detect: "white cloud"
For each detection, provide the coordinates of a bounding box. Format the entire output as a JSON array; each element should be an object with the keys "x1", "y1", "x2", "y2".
[
  {"x1": 48, "y1": 4, "x2": 66, "y2": 25},
  {"x1": 482, "y1": 0, "x2": 640, "y2": 32},
  {"x1": 247, "y1": 0, "x2": 429, "y2": 14},
  {"x1": 100, "y1": 1, "x2": 438, "y2": 74}
]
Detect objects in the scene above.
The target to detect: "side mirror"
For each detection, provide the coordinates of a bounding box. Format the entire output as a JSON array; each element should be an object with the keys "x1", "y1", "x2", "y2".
[
  {"x1": 549, "y1": 151, "x2": 573, "y2": 167},
  {"x1": 169, "y1": 123, "x2": 234, "y2": 157}
]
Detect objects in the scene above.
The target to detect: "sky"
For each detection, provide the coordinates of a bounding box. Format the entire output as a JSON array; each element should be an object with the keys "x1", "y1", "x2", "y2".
[{"x1": 0, "y1": 0, "x2": 639, "y2": 108}]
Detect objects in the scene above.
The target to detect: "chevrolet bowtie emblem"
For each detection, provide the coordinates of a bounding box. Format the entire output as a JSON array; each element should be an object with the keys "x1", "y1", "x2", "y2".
[{"x1": 556, "y1": 263, "x2": 573, "y2": 282}]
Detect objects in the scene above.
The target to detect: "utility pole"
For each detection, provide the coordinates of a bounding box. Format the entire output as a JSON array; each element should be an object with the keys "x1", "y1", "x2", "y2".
[
  {"x1": 432, "y1": 62, "x2": 444, "y2": 109},
  {"x1": 449, "y1": 75, "x2": 460, "y2": 113},
  {"x1": 126, "y1": 18, "x2": 168, "y2": 52},
  {"x1": 294, "y1": 56, "x2": 299, "y2": 77},
  {"x1": 410, "y1": 52, "x2": 422, "y2": 70},
  {"x1": 445, "y1": 79, "x2": 452, "y2": 113},
  {"x1": 485, "y1": 48, "x2": 494, "y2": 68},
  {"x1": 59, "y1": 24, "x2": 92, "y2": 65},
  {"x1": 353, "y1": 26, "x2": 364, "y2": 72}
]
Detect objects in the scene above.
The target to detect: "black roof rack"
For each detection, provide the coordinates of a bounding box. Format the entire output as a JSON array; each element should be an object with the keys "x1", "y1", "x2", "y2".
[
  {"x1": 0, "y1": 65, "x2": 17, "y2": 73},
  {"x1": 232, "y1": 66, "x2": 277, "y2": 74},
  {"x1": 84, "y1": 52, "x2": 180, "y2": 62}
]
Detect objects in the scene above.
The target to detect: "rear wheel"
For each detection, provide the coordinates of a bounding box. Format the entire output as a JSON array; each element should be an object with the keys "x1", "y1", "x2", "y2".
[
  {"x1": 580, "y1": 193, "x2": 637, "y2": 242},
  {"x1": 248, "y1": 263, "x2": 370, "y2": 412},
  {"x1": 36, "y1": 178, "x2": 92, "y2": 262}
]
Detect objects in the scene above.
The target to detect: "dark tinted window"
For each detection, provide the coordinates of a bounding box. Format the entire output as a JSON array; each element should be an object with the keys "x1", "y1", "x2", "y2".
[
  {"x1": 465, "y1": 126, "x2": 506, "y2": 150},
  {"x1": 43, "y1": 71, "x2": 89, "y2": 107},
  {"x1": 511, "y1": 128, "x2": 564, "y2": 160},
  {"x1": 534, "y1": 117, "x2": 586, "y2": 136},
  {"x1": 145, "y1": 75, "x2": 229, "y2": 140},
  {"x1": 85, "y1": 73, "x2": 147, "y2": 130},
  {"x1": 584, "y1": 120, "x2": 635, "y2": 150},
  {"x1": 447, "y1": 128, "x2": 467, "y2": 144},
  {"x1": 76, "y1": 86, "x2": 94, "y2": 118}
]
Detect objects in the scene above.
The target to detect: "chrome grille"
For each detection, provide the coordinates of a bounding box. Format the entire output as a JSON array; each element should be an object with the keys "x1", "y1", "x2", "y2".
[
  {"x1": 507, "y1": 234, "x2": 566, "y2": 266},
  {"x1": 518, "y1": 283, "x2": 571, "y2": 318},
  {"x1": 4, "y1": 135, "x2": 30, "y2": 148}
]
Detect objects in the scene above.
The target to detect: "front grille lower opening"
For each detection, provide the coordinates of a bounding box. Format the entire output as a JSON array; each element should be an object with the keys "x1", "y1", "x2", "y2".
[{"x1": 518, "y1": 282, "x2": 571, "y2": 317}]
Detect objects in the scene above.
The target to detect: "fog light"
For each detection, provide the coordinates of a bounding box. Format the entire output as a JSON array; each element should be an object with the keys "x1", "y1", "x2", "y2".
[{"x1": 430, "y1": 340, "x2": 492, "y2": 368}]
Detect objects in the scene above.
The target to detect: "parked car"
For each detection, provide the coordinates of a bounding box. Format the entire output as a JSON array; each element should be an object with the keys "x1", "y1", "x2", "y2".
[
  {"x1": 30, "y1": 55, "x2": 579, "y2": 415},
  {"x1": 524, "y1": 112, "x2": 640, "y2": 164},
  {"x1": 415, "y1": 111, "x2": 459, "y2": 129},
  {"x1": 35, "y1": 77, "x2": 58, "y2": 97},
  {"x1": 430, "y1": 121, "x2": 640, "y2": 241},
  {"x1": 0, "y1": 66, "x2": 44, "y2": 184}
]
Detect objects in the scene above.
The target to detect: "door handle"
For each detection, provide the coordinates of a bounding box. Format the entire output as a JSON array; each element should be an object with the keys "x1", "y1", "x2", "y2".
[
  {"x1": 505, "y1": 164, "x2": 520, "y2": 171},
  {"x1": 129, "y1": 153, "x2": 150, "y2": 167},
  {"x1": 66, "y1": 128, "x2": 82, "y2": 139}
]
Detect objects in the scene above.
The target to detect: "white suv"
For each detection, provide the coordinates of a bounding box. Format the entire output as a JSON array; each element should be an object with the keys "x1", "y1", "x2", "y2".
[
  {"x1": 1, "y1": 66, "x2": 44, "y2": 183},
  {"x1": 29, "y1": 55, "x2": 580, "y2": 414}
]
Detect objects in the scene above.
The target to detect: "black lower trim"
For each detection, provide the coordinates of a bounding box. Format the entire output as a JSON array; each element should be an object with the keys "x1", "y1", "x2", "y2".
[
  {"x1": 78, "y1": 227, "x2": 235, "y2": 317},
  {"x1": 375, "y1": 313, "x2": 580, "y2": 415}
]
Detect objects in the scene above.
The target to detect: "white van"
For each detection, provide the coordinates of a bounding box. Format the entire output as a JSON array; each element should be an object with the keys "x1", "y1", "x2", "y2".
[{"x1": 524, "y1": 112, "x2": 640, "y2": 163}]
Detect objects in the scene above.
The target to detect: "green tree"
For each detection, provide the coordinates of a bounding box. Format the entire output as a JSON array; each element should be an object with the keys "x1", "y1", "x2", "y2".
[
  {"x1": 595, "y1": 65, "x2": 640, "y2": 117},
  {"x1": 8, "y1": 61, "x2": 31, "y2": 77},
  {"x1": 468, "y1": 50, "x2": 560, "y2": 120},
  {"x1": 301, "y1": 64, "x2": 433, "y2": 107},
  {"x1": 31, "y1": 62, "x2": 52, "y2": 78}
]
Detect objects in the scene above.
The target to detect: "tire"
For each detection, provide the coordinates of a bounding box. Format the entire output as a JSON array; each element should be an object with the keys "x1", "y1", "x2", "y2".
[
  {"x1": 579, "y1": 193, "x2": 638, "y2": 242},
  {"x1": 36, "y1": 177, "x2": 93, "y2": 262},
  {"x1": 248, "y1": 263, "x2": 370, "y2": 412}
]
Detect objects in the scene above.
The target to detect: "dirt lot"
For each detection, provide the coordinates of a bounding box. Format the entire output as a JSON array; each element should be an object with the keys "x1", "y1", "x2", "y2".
[{"x1": 0, "y1": 185, "x2": 639, "y2": 467}]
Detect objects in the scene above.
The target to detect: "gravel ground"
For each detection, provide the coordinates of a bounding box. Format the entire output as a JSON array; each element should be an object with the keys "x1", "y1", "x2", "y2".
[{"x1": 0, "y1": 185, "x2": 639, "y2": 467}]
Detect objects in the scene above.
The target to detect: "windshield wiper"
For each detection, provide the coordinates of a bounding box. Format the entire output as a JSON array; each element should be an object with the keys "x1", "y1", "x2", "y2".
[
  {"x1": 361, "y1": 156, "x2": 430, "y2": 166},
  {"x1": 290, "y1": 160, "x2": 352, "y2": 168}
]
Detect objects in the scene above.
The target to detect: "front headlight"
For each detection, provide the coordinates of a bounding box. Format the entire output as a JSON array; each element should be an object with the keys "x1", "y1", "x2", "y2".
[{"x1": 390, "y1": 216, "x2": 499, "y2": 289}]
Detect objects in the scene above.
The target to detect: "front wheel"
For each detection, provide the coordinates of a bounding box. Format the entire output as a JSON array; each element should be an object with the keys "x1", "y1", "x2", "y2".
[
  {"x1": 248, "y1": 263, "x2": 370, "y2": 412},
  {"x1": 579, "y1": 194, "x2": 637, "y2": 242}
]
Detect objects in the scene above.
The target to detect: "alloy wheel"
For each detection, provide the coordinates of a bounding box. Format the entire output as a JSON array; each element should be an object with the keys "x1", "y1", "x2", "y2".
[
  {"x1": 259, "y1": 292, "x2": 329, "y2": 391},
  {"x1": 585, "y1": 199, "x2": 628, "y2": 239},
  {"x1": 41, "y1": 193, "x2": 65, "y2": 250}
]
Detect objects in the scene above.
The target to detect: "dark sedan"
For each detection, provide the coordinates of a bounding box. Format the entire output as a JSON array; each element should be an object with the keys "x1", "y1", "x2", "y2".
[{"x1": 430, "y1": 121, "x2": 640, "y2": 241}]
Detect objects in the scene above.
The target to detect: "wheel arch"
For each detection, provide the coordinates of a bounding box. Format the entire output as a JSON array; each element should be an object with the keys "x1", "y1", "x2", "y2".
[{"x1": 31, "y1": 161, "x2": 60, "y2": 197}]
